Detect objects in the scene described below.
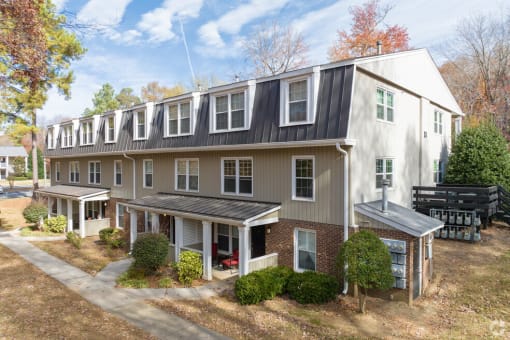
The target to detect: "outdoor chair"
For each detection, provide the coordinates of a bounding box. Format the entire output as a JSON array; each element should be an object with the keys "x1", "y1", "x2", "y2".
[{"x1": 221, "y1": 249, "x2": 239, "y2": 273}]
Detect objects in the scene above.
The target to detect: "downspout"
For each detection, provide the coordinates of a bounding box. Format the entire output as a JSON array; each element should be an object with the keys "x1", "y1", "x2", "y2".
[
  {"x1": 123, "y1": 153, "x2": 136, "y2": 199},
  {"x1": 336, "y1": 143, "x2": 349, "y2": 295}
]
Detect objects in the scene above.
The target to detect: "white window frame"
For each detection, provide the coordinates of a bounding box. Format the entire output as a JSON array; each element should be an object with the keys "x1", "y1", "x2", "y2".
[
  {"x1": 433, "y1": 159, "x2": 444, "y2": 184},
  {"x1": 134, "y1": 110, "x2": 147, "y2": 140},
  {"x1": 116, "y1": 203, "x2": 125, "y2": 229},
  {"x1": 294, "y1": 228, "x2": 316, "y2": 272},
  {"x1": 55, "y1": 161, "x2": 60, "y2": 182},
  {"x1": 175, "y1": 158, "x2": 199, "y2": 192},
  {"x1": 143, "y1": 159, "x2": 153, "y2": 189},
  {"x1": 88, "y1": 160, "x2": 101, "y2": 185},
  {"x1": 220, "y1": 157, "x2": 253, "y2": 197},
  {"x1": 216, "y1": 224, "x2": 239, "y2": 255},
  {"x1": 165, "y1": 101, "x2": 193, "y2": 137},
  {"x1": 69, "y1": 161, "x2": 80, "y2": 183},
  {"x1": 434, "y1": 110, "x2": 443, "y2": 135},
  {"x1": 105, "y1": 115, "x2": 116, "y2": 143},
  {"x1": 376, "y1": 87, "x2": 395, "y2": 123},
  {"x1": 280, "y1": 68, "x2": 319, "y2": 127},
  {"x1": 291, "y1": 155, "x2": 315, "y2": 202},
  {"x1": 80, "y1": 120, "x2": 94, "y2": 145},
  {"x1": 210, "y1": 91, "x2": 248, "y2": 132},
  {"x1": 61, "y1": 125, "x2": 74, "y2": 148},
  {"x1": 113, "y1": 160, "x2": 122, "y2": 187},
  {"x1": 144, "y1": 211, "x2": 152, "y2": 233},
  {"x1": 47, "y1": 128, "x2": 55, "y2": 149},
  {"x1": 376, "y1": 157, "x2": 395, "y2": 190}
]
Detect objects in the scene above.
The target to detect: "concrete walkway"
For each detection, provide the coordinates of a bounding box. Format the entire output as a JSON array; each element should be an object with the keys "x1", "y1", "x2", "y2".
[{"x1": 0, "y1": 233, "x2": 229, "y2": 340}]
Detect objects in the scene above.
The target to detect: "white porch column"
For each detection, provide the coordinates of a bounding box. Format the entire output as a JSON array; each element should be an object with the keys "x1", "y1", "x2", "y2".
[
  {"x1": 130, "y1": 209, "x2": 138, "y2": 250},
  {"x1": 151, "y1": 213, "x2": 160, "y2": 233},
  {"x1": 202, "y1": 221, "x2": 212, "y2": 281},
  {"x1": 25, "y1": 157, "x2": 28, "y2": 174},
  {"x1": 67, "y1": 199, "x2": 73, "y2": 232},
  {"x1": 5, "y1": 156, "x2": 9, "y2": 174},
  {"x1": 174, "y1": 217, "x2": 184, "y2": 261},
  {"x1": 78, "y1": 200, "x2": 85, "y2": 238},
  {"x1": 238, "y1": 227, "x2": 250, "y2": 276},
  {"x1": 56, "y1": 198, "x2": 62, "y2": 216},
  {"x1": 47, "y1": 197, "x2": 52, "y2": 218}
]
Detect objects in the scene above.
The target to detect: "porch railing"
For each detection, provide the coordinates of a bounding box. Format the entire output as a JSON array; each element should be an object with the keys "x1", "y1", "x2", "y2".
[
  {"x1": 248, "y1": 253, "x2": 278, "y2": 273},
  {"x1": 84, "y1": 218, "x2": 110, "y2": 237}
]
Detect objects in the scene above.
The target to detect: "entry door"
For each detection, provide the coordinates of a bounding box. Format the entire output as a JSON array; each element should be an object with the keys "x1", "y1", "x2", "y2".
[{"x1": 251, "y1": 226, "x2": 266, "y2": 259}]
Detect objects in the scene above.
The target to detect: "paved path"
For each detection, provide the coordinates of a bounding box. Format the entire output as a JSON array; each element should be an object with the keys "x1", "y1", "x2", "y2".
[{"x1": 0, "y1": 233, "x2": 229, "y2": 340}]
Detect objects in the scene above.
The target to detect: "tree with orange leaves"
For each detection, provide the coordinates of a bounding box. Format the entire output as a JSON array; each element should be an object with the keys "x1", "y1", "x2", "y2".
[{"x1": 328, "y1": 0, "x2": 409, "y2": 61}]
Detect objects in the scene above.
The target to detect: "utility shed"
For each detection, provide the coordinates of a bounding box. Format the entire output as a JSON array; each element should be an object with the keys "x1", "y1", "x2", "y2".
[{"x1": 354, "y1": 200, "x2": 443, "y2": 304}]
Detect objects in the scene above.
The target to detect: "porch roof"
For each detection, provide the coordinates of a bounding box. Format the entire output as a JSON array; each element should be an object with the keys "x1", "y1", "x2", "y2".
[
  {"x1": 125, "y1": 193, "x2": 281, "y2": 226},
  {"x1": 36, "y1": 185, "x2": 110, "y2": 200}
]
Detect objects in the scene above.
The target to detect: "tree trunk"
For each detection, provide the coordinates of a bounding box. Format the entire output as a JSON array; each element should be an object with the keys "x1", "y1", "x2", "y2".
[
  {"x1": 31, "y1": 116, "x2": 39, "y2": 200},
  {"x1": 358, "y1": 287, "x2": 368, "y2": 313}
]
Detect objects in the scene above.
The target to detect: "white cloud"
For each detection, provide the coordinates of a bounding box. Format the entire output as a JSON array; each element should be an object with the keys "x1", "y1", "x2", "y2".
[
  {"x1": 52, "y1": 0, "x2": 67, "y2": 12},
  {"x1": 77, "y1": 0, "x2": 132, "y2": 26},
  {"x1": 137, "y1": 0, "x2": 203, "y2": 43},
  {"x1": 198, "y1": 0, "x2": 290, "y2": 48}
]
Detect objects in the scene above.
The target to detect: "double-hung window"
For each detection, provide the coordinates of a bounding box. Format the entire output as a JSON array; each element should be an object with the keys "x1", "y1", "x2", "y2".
[
  {"x1": 116, "y1": 203, "x2": 125, "y2": 229},
  {"x1": 47, "y1": 128, "x2": 54, "y2": 149},
  {"x1": 433, "y1": 160, "x2": 444, "y2": 183},
  {"x1": 105, "y1": 116, "x2": 115, "y2": 142},
  {"x1": 175, "y1": 159, "x2": 199, "y2": 192},
  {"x1": 134, "y1": 111, "x2": 146, "y2": 140},
  {"x1": 88, "y1": 161, "x2": 101, "y2": 185},
  {"x1": 213, "y1": 92, "x2": 246, "y2": 131},
  {"x1": 434, "y1": 110, "x2": 443, "y2": 134},
  {"x1": 143, "y1": 159, "x2": 153, "y2": 188},
  {"x1": 80, "y1": 120, "x2": 93, "y2": 145},
  {"x1": 221, "y1": 158, "x2": 252, "y2": 196},
  {"x1": 114, "y1": 160, "x2": 122, "y2": 186},
  {"x1": 55, "y1": 162, "x2": 60, "y2": 182},
  {"x1": 376, "y1": 87, "x2": 394, "y2": 122},
  {"x1": 292, "y1": 156, "x2": 315, "y2": 201},
  {"x1": 217, "y1": 224, "x2": 239, "y2": 254},
  {"x1": 167, "y1": 102, "x2": 191, "y2": 136},
  {"x1": 294, "y1": 229, "x2": 316, "y2": 271},
  {"x1": 62, "y1": 125, "x2": 73, "y2": 148},
  {"x1": 288, "y1": 79, "x2": 308, "y2": 123},
  {"x1": 280, "y1": 69, "x2": 319, "y2": 126},
  {"x1": 69, "y1": 161, "x2": 80, "y2": 183},
  {"x1": 376, "y1": 158, "x2": 394, "y2": 189}
]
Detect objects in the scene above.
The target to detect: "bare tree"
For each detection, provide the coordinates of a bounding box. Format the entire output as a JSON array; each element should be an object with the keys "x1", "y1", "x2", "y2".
[{"x1": 244, "y1": 22, "x2": 309, "y2": 77}]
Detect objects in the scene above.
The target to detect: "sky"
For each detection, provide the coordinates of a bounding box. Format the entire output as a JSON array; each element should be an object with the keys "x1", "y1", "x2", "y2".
[{"x1": 40, "y1": 0, "x2": 504, "y2": 125}]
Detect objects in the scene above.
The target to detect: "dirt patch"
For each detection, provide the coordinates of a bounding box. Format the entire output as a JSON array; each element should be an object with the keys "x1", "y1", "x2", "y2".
[
  {"x1": 31, "y1": 236, "x2": 128, "y2": 275},
  {"x1": 152, "y1": 225, "x2": 510, "y2": 339},
  {"x1": 0, "y1": 244, "x2": 155, "y2": 339},
  {"x1": 0, "y1": 197, "x2": 31, "y2": 230}
]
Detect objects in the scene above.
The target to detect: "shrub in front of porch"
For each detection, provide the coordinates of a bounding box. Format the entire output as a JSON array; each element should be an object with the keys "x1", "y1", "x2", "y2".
[
  {"x1": 99, "y1": 227, "x2": 125, "y2": 249},
  {"x1": 66, "y1": 232, "x2": 82, "y2": 249},
  {"x1": 132, "y1": 233, "x2": 169, "y2": 273},
  {"x1": 235, "y1": 266, "x2": 294, "y2": 305},
  {"x1": 287, "y1": 271, "x2": 339, "y2": 304},
  {"x1": 174, "y1": 251, "x2": 203, "y2": 287},
  {"x1": 43, "y1": 215, "x2": 66, "y2": 233},
  {"x1": 22, "y1": 202, "x2": 47, "y2": 226}
]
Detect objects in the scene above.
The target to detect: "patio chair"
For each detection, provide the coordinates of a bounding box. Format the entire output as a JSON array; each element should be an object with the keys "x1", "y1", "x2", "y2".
[{"x1": 221, "y1": 249, "x2": 239, "y2": 273}]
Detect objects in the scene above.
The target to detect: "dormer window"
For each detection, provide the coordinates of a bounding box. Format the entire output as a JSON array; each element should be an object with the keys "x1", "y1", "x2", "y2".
[
  {"x1": 61, "y1": 125, "x2": 73, "y2": 148},
  {"x1": 288, "y1": 80, "x2": 307, "y2": 122},
  {"x1": 280, "y1": 67, "x2": 319, "y2": 126},
  {"x1": 80, "y1": 120, "x2": 93, "y2": 145},
  {"x1": 105, "y1": 115, "x2": 115, "y2": 142},
  {"x1": 47, "y1": 128, "x2": 55, "y2": 149},
  {"x1": 210, "y1": 80, "x2": 255, "y2": 133},
  {"x1": 166, "y1": 101, "x2": 191, "y2": 136},
  {"x1": 134, "y1": 110, "x2": 146, "y2": 140}
]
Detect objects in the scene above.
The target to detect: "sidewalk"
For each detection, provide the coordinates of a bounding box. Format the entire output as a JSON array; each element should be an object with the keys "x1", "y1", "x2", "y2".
[{"x1": 0, "y1": 233, "x2": 229, "y2": 340}]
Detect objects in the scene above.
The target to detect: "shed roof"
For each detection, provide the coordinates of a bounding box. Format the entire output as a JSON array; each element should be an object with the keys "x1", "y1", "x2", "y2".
[
  {"x1": 355, "y1": 200, "x2": 443, "y2": 237},
  {"x1": 0, "y1": 146, "x2": 28, "y2": 157},
  {"x1": 37, "y1": 185, "x2": 110, "y2": 199}
]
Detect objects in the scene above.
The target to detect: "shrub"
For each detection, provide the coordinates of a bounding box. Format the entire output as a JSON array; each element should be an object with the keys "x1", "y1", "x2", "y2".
[
  {"x1": 23, "y1": 202, "x2": 47, "y2": 224},
  {"x1": 235, "y1": 274, "x2": 264, "y2": 305},
  {"x1": 66, "y1": 232, "x2": 82, "y2": 249},
  {"x1": 99, "y1": 227, "x2": 125, "y2": 249},
  {"x1": 131, "y1": 233, "x2": 169, "y2": 273},
  {"x1": 117, "y1": 266, "x2": 149, "y2": 288},
  {"x1": 44, "y1": 215, "x2": 66, "y2": 233},
  {"x1": 287, "y1": 271, "x2": 339, "y2": 304},
  {"x1": 234, "y1": 266, "x2": 294, "y2": 305},
  {"x1": 158, "y1": 277, "x2": 173, "y2": 288},
  {"x1": 175, "y1": 251, "x2": 203, "y2": 287}
]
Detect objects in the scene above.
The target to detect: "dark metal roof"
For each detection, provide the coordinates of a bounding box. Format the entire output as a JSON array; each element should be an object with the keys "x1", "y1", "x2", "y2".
[
  {"x1": 0, "y1": 146, "x2": 28, "y2": 157},
  {"x1": 37, "y1": 185, "x2": 110, "y2": 199},
  {"x1": 126, "y1": 193, "x2": 280, "y2": 223},
  {"x1": 45, "y1": 65, "x2": 354, "y2": 157},
  {"x1": 355, "y1": 201, "x2": 444, "y2": 237}
]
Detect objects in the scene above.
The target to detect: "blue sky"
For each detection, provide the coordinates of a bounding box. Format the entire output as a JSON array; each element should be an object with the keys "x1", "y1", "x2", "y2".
[{"x1": 40, "y1": 0, "x2": 502, "y2": 124}]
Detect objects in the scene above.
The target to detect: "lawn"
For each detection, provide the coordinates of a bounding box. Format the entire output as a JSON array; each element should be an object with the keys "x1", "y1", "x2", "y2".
[
  {"x1": 0, "y1": 244, "x2": 154, "y2": 339},
  {"x1": 0, "y1": 197, "x2": 31, "y2": 230},
  {"x1": 31, "y1": 236, "x2": 128, "y2": 275},
  {"x1": 152, "y1": 224, "x2": 510, "y2": 339}
]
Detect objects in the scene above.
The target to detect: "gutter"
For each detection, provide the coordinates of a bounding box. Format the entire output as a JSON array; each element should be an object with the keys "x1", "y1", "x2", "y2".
[
  {"x1": 336, "y1": 143, "x2": 349, "y2": 295},
  {"x1": 123, "y1": 153, "x2": 136, "y2": 199}
]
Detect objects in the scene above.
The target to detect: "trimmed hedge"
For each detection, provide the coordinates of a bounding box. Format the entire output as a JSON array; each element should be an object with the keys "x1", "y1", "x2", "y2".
[
  {"x1": 44, "y1": 215, "x2": 66, "y2": 233},
  {"x1": 132, "y1": 233, "x2": 169, "y2": 273},
  {"x1": 23, "y1": 202, "x2": 48, "y2": 224},
  {"x1": 287, "y1": 271, "x2": 339, "y2": 304},
  {"x1": 234, "y1": 266, "x2": 294, "y2": 305}
]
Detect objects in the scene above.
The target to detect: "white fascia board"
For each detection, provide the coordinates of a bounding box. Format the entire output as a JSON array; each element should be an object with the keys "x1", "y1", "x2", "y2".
[
  {"x1": 208, "y1": 79, "x2": 255, "y2": 94},
  {"x1": 114, "y1": 110, "x2": 123, "y2": 142}
]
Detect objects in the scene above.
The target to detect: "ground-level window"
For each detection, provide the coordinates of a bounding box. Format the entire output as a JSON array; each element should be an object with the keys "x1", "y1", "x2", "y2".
[
  {"x1": 376, "y1": 158, "x2": 394, "y2": 189},
  {"x1": 294, "y1": 228, "x2": 316, "y2": 271},
  {"x1": 292, "y1": 156, "x2": 314, "y2": 201},
  {"x1": 143, "y1": 159, "x2": 153, "y2": 188},
  {"x1": 86, "y1": 201, "x2": 105, "y2": 220},
  {"x1": 116, "y1": 203, "x2": 125, "y2": 229},
  {"x1": 144, "y1": 211, "x2": 152, "y2": 233},
  {"x1": 217, "y1": 223, "x2": 239, "y2": 254},
  {"x1": 433, "y1": 159, "x2": 444, "y2": 183}
]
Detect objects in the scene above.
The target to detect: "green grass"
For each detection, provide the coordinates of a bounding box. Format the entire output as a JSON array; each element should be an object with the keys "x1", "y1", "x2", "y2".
[
  {"x1": 158, "y1": 277, "x2": 173, "y2": 288},
  {"x1": 116, "y1": 266, "x2": 149, "y2": 288},
  {"x1": 20, "y1": 226, "x2": 62, "y2": 237}
]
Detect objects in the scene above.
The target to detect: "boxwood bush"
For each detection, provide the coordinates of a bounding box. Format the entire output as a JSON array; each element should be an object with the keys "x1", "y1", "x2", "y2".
[
  {"x1": 235, "y1": 266, "x2": 294, "y2": 305},
  {"x1": 44, "y1": 215, "x2": 66, "y2": 233},
  {"x1": 132, "y1": 233, "x2": 169, "y2": 273},
  {"x1": 287, "y1": 271, "x2": 339, "y2": 304},
  {"x1": 175, "y1": 251, "x2": 203, "y2": 287},
  {"x1": 23, "y1": 202, "x2": 48, "y2": 224},
  {"x1": 99, "y1": 227, "x2": 125, "y2": 249}
]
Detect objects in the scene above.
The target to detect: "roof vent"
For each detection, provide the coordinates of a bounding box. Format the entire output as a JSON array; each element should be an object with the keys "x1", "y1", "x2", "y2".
[
  {"x1": 376, "y1": 40, "x2": 382, "y2": 55},
  {"x1": 382, "y1": 178, "x2": 390, "y2": 213}
]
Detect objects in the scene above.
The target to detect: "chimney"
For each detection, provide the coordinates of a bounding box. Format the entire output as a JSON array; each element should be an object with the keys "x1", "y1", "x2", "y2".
[
  {"x1": 382, "y1": 179, "x2": 390, "y2": 213},
  {"x1": 376, "y1": 40, "x2": 382, "y2": 55}
]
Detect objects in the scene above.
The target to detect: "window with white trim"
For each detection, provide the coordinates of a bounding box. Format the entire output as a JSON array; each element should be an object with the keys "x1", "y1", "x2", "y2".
[
  {"x1": 212, "y1": 91, "x2": 246, "y2": 132},
  {"x1": 114, "y1": 160, "x2": 122, "y2": 186},
  {"x1": 221, "y1": 158, "x2": 252, "y2": 196},
  {"x1": 292, "y1": 156, "x2": 314, "y2": 201},
  {"x1": 47, "y1": 128, "x2": 55, "y2": 149},
  {"x1": 55, "y1": 162, "x2": 60, "y2": 182},
  {"x1": 376, "y1": 158, "x2": 394, "y2": 189},
  {"x1": 288, "y1": 79, "x2": 307, "y2": 122},
  {"x1": 105, "y1": 115, "x2": 115, "y2": 142},
  {"x1": 175, "y1": 159, "x2": 199, "y2": 192},
  {"x1": 376, "y1": 87, "x2": 394, "y2": 122},
  {"x1": 88, "y1": 161, "x2": 101, "y2": 185},
  {"x1": 61, "y1": 125, "x2": 73, "y2": 148},
  {"x1": 143, "y1": 159, "x2": 153, "y2": 188},
  {"x1": 166, "y1": 101, "x2": 191, "y2": 136},
  {"x1": 294, "y1": 229, "x2": 316, "y2": 271},
  {"x1": 144, "y1": 211, "x2": 152, "y2": 233},
  {"x1": 134, "y1": 111, "x2": 146, "y2": 140},
  {"x1": 217, "y1": 224, "x2": 239, "y2": 254},
  {"x1": 80, "y1": 120, "x2": 93, "y2": 145},
  {"x1": 69, "y1": 161, "x2": 80, "y2": 183},
  {"x1": 434, "y1": 110, "x2": 443, "y2": 134},
  {"x1": 433, "y1": 159, "x2": 444, "y2": 184},
  {"x1": 85, "y1": 201, "x2": 104, "y2": 219},
  {"x1": 116, "y1": 203, "x2": 125, "y2": 229},
  {"x1": 280, "y1": 70, "x2": 319, "y2": 126}
]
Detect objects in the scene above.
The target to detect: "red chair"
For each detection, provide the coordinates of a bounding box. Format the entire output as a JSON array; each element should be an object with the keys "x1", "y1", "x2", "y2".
[
  {"x1": 222, "y1": 249, "x2": 239, "y2": 271},
  {"x1": 212, "y1": 243, "x2": 218, "y2": 266}
]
